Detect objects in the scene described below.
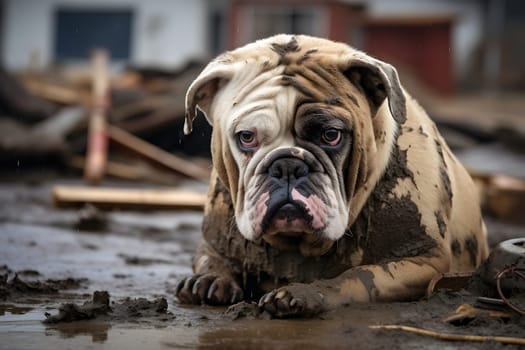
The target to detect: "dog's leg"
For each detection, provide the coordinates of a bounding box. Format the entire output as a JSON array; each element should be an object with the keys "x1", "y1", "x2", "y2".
[
  {"x1": 175, "y1": 238, "x2": 243, "y2": 305},
  {"x1": 259, "y1": 254, "x2": 448, "y2": 317},
  {"x1": 176, "y1": 172, "x2": 244, "y2": 305}
]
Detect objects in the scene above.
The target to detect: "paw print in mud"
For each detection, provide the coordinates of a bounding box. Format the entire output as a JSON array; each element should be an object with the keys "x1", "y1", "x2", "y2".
[{"x1": 258, "y1": 283, "x2": 325, "y2": 318}]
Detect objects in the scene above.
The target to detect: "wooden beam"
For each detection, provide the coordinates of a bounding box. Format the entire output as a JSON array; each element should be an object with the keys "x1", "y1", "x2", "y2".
[
  {"x1": 84, "y1": 50, "x2": 110, "y2": 184},
  {"x1": 52, "y1": 185, "x2": 206, "y2": 211}
]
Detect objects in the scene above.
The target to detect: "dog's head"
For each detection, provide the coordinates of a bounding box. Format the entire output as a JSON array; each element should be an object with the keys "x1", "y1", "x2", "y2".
[{"x1": 185, "y1": 35, "x2": 406, "y2": 256}]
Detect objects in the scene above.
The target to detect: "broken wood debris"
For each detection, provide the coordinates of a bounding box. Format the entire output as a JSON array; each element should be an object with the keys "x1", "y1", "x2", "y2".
[
  {"x1": 426, "y1": 272, "x2": 473, "y2": 296},
  {"x1": 22, "y1": 77, "x2": 89, "y2": 105},
  {"x1": 69, "y1": 156, "x2": 181, "y2": 185},
  {"x1": 443, "y1": 303, "x2": 512, "y2": 325},
  {"x1": 108, "y1": 125, "x2": 210, "y2": 181},
  {"x1": 470, "y1": 171, "x2": 525, "y2": 224},
  {"x1": 369, "y1": 324, "x2": 525, "y2": 346}
]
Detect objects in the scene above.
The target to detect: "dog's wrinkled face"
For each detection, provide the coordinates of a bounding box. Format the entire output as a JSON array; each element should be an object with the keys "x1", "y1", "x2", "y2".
[
  {"x1": 185, "y1": 35, "x2": 405, "y2": 256},
  {"x1": 236, "y1": 88, "x2": 354, "y2": 256}
]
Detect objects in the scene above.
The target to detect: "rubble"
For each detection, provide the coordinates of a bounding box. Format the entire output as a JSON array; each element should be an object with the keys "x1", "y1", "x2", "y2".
[{"x1": 0, "y1": 59, "x2": 210, "y2": 182}]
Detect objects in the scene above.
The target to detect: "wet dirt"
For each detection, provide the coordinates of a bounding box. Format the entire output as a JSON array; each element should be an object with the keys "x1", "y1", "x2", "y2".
[{"x1": 0, "y1": 177, "x2": 524, "y2": 349}]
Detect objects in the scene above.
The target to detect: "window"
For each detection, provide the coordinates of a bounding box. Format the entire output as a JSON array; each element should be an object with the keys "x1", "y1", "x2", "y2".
[{"x1": 54, "y1": 8, "x2": 133, "y2": 61}]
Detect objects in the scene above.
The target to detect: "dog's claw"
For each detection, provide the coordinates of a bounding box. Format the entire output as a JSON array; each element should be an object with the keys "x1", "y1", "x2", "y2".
[
  {"x1": 290, "y1": 298, "x2": 302, "y2": 308},
  {"x1": 175, "y1": 274, "x2": 242, "y2": 306},
  {"x1": 175, "y1": 279, "x2": 185, "y2": 295},
  {"x1": 275, "y1": 290, "x2": 287, "y2": 300},
  {"x1": 206, "y1": 281, "x2": 219, "y2": 300},
  {"x1": 258, "y1": 284, "x2": 323, "y2": 318},
  {"x1": 259, "y1": 290, "x2": 275, "y2": 306},
  {"x1": 191, "y1": 279, "x2": 201, "y2": 295},
  {"x1": 230, "y1": 288, "x2": 243, "y2": 304}
]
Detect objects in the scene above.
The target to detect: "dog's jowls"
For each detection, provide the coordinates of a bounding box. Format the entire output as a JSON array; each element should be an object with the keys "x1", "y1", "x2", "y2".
[{"x1": 176, "y1": 34, "x2": 489, "y2": 318}]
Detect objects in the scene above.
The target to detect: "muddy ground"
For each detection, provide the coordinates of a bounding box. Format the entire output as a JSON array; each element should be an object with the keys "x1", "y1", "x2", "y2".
[{"x1": 0, "y1": 154, "x2": 524, "y2": 350}]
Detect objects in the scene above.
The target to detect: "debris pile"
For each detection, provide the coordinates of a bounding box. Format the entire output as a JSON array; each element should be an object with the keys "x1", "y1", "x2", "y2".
[{"x1": 0, "y1": 56, "x2": 211, "y2": 184}]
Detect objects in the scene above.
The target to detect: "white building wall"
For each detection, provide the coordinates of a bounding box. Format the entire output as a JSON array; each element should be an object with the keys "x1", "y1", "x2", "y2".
[{"x1": 2, "y1": 0, "x2": 209, "y2": 70}]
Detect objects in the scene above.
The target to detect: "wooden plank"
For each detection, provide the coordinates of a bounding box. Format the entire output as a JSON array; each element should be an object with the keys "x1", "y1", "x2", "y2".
[
  {"x1": 69, "y1": 156, "x2": 182, "y2": 185},
  {"x1": 52, "y1": 185, "x2": 206, "y2": 211},
  {"x1": 22, "y1": 78, "x2": 88, "y2": 105}
]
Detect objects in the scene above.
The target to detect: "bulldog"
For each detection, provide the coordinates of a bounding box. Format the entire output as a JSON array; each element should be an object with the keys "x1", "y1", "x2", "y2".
[{"x1": 176, "y1": 34, "x2": 489, "y2": 317}]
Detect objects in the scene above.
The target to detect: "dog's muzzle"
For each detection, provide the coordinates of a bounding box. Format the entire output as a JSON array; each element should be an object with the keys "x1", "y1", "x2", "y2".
[
  {"x1": 263, "y1": 157, "x2": 311, "y2": 226},
  {"x1": 245, "y1": 147, "x2": 338, "y2": 256},
  {"x1": 255, "y1": 148, "x2": 327, "y2": 240}
]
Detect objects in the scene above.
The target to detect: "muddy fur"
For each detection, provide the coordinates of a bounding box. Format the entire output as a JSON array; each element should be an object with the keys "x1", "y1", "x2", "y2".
[{"x1": 176, "y1": 35, "x2": 489, "y2": 317}]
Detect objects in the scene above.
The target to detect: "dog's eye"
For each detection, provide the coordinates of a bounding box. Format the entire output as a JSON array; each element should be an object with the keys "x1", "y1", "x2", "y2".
[
  {"x1": 237, "y1": 130, "x2": 258, "y2": 151},
  {"x1": 321, "y1": 128, "x2": 342, "y2": 147}
]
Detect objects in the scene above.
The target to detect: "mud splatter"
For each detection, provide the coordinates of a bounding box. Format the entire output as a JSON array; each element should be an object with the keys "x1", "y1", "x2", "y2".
[
  {"x1": 451, "y1": 239, "x2": 462, "y2": 256},
  {"x1": 224, "y1": 301, "x2": 271, "y2": 320},
  {"x1": 75, "y1": 204, "x2": 108, "y2": 231},
  {"x1": 435, "y1": 211, "x2": 446, "y2": 238},
  {"x1": 361, "y1": 195, "x2": 437, "y2": 263},
  {"x1": 465, "y1": 235, "x2": 479, "y2": 267},
  {"x1": 43, "y1": 291, "x2": 111, "y2": 324},
  {"x1": 353, "y1": 269, "x2": 378, "y2": 300},
  {"x1": 118, "y1": 253, "x2": 173, "y2": 266},
  {"x1": 1, "y1": 269, "x2": 87, "y2": 300},
  {"x1": 358, "y1": 142, "x2": 436, "y2": 263},
  {"x1": 435, "y1": 139, "x2": 453, "y2": 211},
  {"x1": 43, "y1": 291, "x2": 173, "y2": 324}
]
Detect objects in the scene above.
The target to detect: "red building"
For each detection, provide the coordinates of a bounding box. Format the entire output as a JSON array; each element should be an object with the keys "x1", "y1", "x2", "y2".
[{"x1": 226, "y1": 0, "x2": 455, "y2": 95}]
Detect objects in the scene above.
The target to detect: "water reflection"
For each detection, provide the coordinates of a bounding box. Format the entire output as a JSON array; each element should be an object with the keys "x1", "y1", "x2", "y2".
[{"x1": 45, "y1": 321, "x2": 111, "y2": 343}]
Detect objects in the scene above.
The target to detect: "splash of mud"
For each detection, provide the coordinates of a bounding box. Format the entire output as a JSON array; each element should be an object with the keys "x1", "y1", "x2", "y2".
[
  {"x1": 43, "y1": 291, "x2": 174, "y2": 324},
  {"x1": 0, "y1": 266, "x2": 87, "y2": 300},
  {"x1": 224, "y1": 301, "x2": 271, "y2": 320}
]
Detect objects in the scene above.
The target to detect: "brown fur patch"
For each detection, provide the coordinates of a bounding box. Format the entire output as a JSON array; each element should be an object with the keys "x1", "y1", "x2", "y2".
[
  {"x1": 324, "y1": 95, "x2": 343, "y2": 106},
  {"x1": 296, "y1": 48, "x2": 319, "y2": 65},
  {"x1": 281, "y1": 75, "x2": 315, "y2": 99},
  {"x1": 271, "y1": 37, "x2": 300, "y2": 65},
  {"x1": 346, "y1": 93, "x2": 359, "y2": 107}
]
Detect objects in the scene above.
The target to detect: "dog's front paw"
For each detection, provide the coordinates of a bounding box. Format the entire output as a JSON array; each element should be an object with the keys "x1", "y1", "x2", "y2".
[
  {"x1": 258, "y1": 283, "x2": 325, "y2": 318},
  {"x1": 175, "y1": 274, "x2": 244, "y2": 305}
]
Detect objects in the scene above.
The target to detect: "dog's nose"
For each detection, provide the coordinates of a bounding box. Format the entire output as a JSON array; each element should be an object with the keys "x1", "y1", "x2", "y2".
[
  {"x1": 268, "y1": 158, "x2": 309, "y2": 180},
  {"x1": 275, "y1": 203, "x2": 303, "y2": 220}
]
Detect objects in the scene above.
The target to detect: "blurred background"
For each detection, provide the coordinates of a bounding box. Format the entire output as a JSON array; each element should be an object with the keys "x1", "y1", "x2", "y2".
[{"x1": 2, "y1": 0, "x2": 524, "y2": 92}]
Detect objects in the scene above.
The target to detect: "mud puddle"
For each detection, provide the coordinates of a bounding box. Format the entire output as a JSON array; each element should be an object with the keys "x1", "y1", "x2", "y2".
[{"x1": 1, "y1": 179, "x2": 524, "y2": 349}]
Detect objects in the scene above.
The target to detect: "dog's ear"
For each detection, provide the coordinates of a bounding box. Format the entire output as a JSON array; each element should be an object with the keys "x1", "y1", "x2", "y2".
[
  {"x1": 344, "y1": 57, "x2": 406, "y2": 124},
  {"x1": 184, "y1": 59, "x2": 235, "y2": 134}
]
